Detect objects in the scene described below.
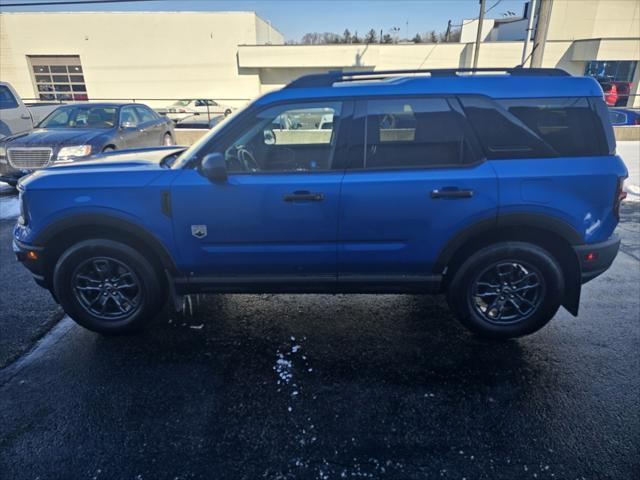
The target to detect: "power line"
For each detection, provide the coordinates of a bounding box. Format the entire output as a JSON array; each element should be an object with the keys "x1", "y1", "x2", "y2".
[{"x1": 1, "y1": 0, "x2": 163, "y2": 7}]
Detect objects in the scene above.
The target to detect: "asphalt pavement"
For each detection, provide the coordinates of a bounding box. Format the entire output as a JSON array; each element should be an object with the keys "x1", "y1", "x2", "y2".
[{"x1": 0, "y1": 201, "x2": 638, "y2": 480}]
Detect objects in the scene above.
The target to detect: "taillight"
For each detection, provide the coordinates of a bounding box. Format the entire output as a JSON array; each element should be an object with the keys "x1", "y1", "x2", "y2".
[{"x1": 614, "y1": 177, "x2": 627, "y2": 219}]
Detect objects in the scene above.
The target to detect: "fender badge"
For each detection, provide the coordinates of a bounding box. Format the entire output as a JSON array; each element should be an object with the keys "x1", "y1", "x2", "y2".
[{"x1": 191, "y1": 225, "x2": 207, "y2": 239}]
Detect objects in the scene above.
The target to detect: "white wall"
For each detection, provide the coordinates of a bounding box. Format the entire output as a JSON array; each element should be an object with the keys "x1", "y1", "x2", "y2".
[{"x1": 0, "y1": 12, "x2": 282, "y2": 107}]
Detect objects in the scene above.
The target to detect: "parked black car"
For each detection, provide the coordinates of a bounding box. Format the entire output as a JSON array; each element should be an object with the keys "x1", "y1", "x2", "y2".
[{"x1": 0, "y1": 102, "x2": 174, "y2": 185}]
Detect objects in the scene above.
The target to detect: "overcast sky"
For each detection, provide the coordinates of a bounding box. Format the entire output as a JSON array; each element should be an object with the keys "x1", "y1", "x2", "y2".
[{"x1": 0, "y1": 0, "x2": 528, "y2": 41}]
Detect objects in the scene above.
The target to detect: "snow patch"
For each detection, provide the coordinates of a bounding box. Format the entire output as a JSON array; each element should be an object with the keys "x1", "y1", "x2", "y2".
[
  {"x1": 0, "y1": 196, "x2": 20, "y2": 220},
  {"x1": 618, "y1": 141, "x2": 640, "y2": 202}
]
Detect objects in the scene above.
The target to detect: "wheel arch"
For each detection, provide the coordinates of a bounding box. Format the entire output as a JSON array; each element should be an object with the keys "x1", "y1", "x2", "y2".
[
  {"x1": 35, "y1": 214, "x2": 179, "y2": 287},
  {"x1": 437, "y1": 213, "x2": 583, "y2": 316}
]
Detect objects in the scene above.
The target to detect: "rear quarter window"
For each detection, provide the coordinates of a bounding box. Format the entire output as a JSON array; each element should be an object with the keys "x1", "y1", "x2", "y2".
[{"x1": 459, "y1": 96, "x2": 609, "y2": 159}]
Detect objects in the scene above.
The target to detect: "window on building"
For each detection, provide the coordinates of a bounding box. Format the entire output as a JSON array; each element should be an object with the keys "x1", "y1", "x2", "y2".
[
  {"x1": 222, "y1": 102, "x2": 342, "y2": 172},
  {"x1": 584, "y1": 61, "x2": 637, "y2": 83},
  {"x1": 28, "y1": 56, "x2": 88, "y2": 101},
  {"x1": 360, "y1": 98, "x2": 477, "y2": 169}
]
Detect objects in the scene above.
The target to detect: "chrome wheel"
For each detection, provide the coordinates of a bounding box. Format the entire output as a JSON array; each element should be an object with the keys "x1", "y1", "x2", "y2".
[
  {"x1": 471, "y1": 261, "x2": 544, "y2": 325},
  {"x1": 72, "y1": 257, "x2": 142, "y2": 321}
]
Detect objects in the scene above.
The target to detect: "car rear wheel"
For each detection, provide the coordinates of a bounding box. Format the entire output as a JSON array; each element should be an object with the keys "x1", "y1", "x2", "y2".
[
  {"x1": 163, "y1": 133, "x2": 174, "y2": 146},
  {"x1": 53, "y1": 239, "x2": 164, "y2": 334},
  {"x1": 447, "y1": 242, "x2": 564, "y2": 339}
]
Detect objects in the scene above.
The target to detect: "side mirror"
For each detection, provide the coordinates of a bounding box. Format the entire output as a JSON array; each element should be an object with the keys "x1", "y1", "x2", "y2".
[
  {"x1": 120, "y1": 121, "x2": 137, "y2": 130},
  {"x1": 200, "y1": 152, "x2": 227, "y2": 183}
]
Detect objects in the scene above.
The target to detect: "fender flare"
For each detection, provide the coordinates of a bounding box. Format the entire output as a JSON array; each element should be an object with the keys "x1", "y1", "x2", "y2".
[
  {"x1": 434, "y1": 213, "x2": 583, "y2": 274},
  {"x1": 34, "y1": 213, "x2": 179, "y2": 275}
]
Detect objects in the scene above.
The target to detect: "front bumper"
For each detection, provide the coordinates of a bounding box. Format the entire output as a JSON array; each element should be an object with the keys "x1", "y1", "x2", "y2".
[
  {"x1": 574, "y1": 234, "x2": 621, "y2": 284},
  {"x1": 13, "y1": 239, "x2": 48, "y2": 289},
  {"x1": 0, "y1": 160, "x2": 28, "y2": 185}
]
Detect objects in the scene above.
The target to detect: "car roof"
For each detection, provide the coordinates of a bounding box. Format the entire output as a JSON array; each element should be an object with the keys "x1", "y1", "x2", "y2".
[
  {"x1": 53, "y1": 102, "x2": 139, "y2": 108},
  {"x1": 255, "y1": 69, "x2": 604, "y2": 106}
]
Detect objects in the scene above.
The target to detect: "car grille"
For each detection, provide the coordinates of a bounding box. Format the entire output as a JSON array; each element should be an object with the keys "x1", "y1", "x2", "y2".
[{"x1": 7, "y1": 148, "x2": 53, "y2": 169}]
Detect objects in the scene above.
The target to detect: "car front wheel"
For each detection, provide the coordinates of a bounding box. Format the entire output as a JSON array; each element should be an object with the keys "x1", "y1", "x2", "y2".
[
  {"x1": 447, "y1": 242, "x2": 565, "y2": 339},
  {"x1": 53, "y1": 239, "x2": 164, "y2": 334}
]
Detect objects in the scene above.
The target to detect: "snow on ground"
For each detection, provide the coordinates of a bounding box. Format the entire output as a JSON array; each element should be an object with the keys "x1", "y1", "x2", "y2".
[
  {"x1": 0, "y1": 181, "x2": 14, "y2": 193},
  {"x1": 0, "y1": 196, "x2": 20, "y2": 220},
  {"x1": 618, "y1": 141, "x2": 640, "y2": 202}
]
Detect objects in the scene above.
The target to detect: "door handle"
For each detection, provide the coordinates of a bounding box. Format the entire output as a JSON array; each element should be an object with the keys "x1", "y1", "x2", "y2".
[
  {"x1": 283, "y1": 191, "x2": 325, "y2": 202},
  {"x1": 20, "y1": 113, "x2": 31, "y2": 120},
  {"x1": 431, "y1": 188, "x2": 474, "y2": 199}
]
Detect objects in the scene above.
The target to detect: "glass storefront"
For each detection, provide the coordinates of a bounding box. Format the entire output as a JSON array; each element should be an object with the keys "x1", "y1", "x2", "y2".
[{"x1": 584, "y1": 60, "x2": 637, "y2": 82}]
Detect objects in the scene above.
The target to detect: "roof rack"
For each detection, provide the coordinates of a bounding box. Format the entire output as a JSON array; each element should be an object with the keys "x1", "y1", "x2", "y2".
[{"x1": 286, "y1": 67, "x2": 570, "y2": 88}]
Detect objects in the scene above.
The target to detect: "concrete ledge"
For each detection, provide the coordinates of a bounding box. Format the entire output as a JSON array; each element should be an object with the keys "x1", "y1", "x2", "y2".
[
  {"x1": 175, "y1": 129, "x2": 208, "y2": 146},
  {"x1": 614, "y1": 127, "x2": 640, "y2": 142}
]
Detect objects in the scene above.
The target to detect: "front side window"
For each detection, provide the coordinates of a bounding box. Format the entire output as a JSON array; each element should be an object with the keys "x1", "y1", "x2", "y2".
[
  {"x1": 0, "y1": 86, "x2": 18, "y2": 109},
  {"x1": 360, "y1": 98, "x2": 477, "y2": 169},
  {"x1": 120, "y1": 106, "x2": 139, "y2": 127},
  {"x1": 134, "y1": 106, "x2": 156, "y2": 123},
  {"x1": 222, "y1": 102, "x2": 342, "y2": 173}
]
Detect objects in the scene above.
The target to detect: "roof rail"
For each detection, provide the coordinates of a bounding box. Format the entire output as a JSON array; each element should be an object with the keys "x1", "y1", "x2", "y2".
[{"x1": 286, "y1": 67, "x2": 571, "y2": 88}]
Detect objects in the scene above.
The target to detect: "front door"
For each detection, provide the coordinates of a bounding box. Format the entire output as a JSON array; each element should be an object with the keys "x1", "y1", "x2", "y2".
[
  {"x1": 170, "y1": 100, "x2": 351, "y2": 283},
  {"x1": 338, "y1": 97, "x2": 498, "y2": 283}
]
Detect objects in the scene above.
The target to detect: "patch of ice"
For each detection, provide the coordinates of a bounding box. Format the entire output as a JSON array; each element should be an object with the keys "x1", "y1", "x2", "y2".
[
  {"x1": 0, "y1": 196, "x2": 20, "y2": 220},
  {"x1": 618, "y1": 141, "x2": 640, "y2": 202}
]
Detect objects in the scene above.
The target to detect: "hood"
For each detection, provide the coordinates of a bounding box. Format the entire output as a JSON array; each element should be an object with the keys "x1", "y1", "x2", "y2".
[
  {"x1": 19, "y1": 146, "x2": 186, "y2": 191},
  {"x1": 5, "y1": 128, "x2": 107, "y2": 148},
  {"x1": 50, "y1": 146, "x2": 186, "y2": 170}
]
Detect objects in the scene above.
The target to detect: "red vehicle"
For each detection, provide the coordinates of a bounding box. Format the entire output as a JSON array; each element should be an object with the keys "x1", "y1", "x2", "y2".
[{"x1": 600, "y1": 82, "x2": 618, "y2": 106}]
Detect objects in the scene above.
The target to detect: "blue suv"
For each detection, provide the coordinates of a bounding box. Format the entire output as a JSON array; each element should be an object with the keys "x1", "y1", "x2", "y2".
[{"x1": 13, "y1": 68, "x2": 627, "y2": 338}]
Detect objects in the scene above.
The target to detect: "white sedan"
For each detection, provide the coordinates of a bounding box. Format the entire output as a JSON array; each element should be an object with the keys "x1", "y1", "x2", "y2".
[{"x1": 158, "y1": 99, "x2": 234, "y2": 121}]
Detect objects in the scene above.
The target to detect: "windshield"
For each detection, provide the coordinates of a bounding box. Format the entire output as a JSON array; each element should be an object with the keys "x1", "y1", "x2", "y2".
[
  {"x1": 39, "y1": 106, "x2": 117, "y2": 129},
  {"x1": 171, "y1": 106, "x2": 242, "y2": 169},
  {"x1": 172, "y1": 100, "x2": 191, "y2": 107}
]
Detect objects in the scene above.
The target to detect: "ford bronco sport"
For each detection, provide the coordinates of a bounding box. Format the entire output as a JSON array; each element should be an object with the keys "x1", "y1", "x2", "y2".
[{"x1": 13, "y1": 68, "x2": 627, "y2": 338}]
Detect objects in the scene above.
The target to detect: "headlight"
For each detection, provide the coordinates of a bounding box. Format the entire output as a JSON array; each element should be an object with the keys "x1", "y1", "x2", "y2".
[
  {"x1": 0, "y1": 145, "x2": 6, "y2": 157},
  {"x1": 56, "y1": 145, "x2": 92, "y2": 162}
]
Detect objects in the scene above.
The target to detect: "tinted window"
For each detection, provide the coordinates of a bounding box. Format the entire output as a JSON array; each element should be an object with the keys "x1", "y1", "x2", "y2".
[
  {"x1": 222, "y1": 102, "x2": 342, "y2": 173},
  {"x1": 134, "y1": 106, "x2": 156, "y2": 123},
  {"x1": 360, "y1": 98, "x2": 477, "y2": 169},
  {"x1": 40, "y1": 106, "x2": 117, "y2": 128},
  {"x1": 0, "y1": 86, "x2": 18, "y2": 109},
  {"x1": 498, "y1": 98, "x2": 603, "y2": 157}
]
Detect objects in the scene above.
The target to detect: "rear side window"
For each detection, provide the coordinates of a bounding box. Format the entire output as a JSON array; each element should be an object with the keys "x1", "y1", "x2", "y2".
[
  {"x1": 0, "y1": 86, "x2": 19, "y2": 109},
  {"x1": 134, "y1": 106, "x2": 157, "y2": 123},
  {"x1": 498, "y1": 98, "x2": 603, "y2": 157},
  {"x1": 359, "y1": 98, "x2": 477, "y2": 169},
  {"x1": 460, "y1": 96, "x2": 607, "y2": 159}
]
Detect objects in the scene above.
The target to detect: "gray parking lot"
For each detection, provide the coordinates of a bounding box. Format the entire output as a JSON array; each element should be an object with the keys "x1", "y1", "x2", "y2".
[{"x1": 0, "y1": 191, "x2": 638, "y2": 479}]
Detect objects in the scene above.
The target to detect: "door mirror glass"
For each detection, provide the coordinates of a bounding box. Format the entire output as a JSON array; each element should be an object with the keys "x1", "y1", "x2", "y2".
[{"x1": 200, "y1": 152, "x2": 227, "y2": 182}]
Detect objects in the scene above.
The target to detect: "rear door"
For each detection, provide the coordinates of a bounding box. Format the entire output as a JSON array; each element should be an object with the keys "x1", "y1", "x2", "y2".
[
  {"x1": 337, "y1": 97, "x2": 498, "y2": 284},
  {"x1": 133, "y1": 105, "x2": 162, "y2": 146}
]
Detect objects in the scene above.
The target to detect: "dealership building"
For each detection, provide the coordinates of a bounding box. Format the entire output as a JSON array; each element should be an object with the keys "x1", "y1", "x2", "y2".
[{"x1": 0, "y1": 0, "x2": 639, "y2": 108}]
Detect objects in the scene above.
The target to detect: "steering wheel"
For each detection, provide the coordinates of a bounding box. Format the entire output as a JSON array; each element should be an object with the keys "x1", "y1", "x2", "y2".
[{"x1": 235, "y1": 145, "x2": 260, "y2": 172}]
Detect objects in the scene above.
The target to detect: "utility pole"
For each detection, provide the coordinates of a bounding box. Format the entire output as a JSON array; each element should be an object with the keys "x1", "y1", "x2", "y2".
[
  {"x1": 530, "y1": 0, "x2": 553, "y2": 68},
  {"x1": 521, "y1": 0, "x2": 536, "y2": 66},
  {"x1": 472, "y1": 0, "x2": 486, "y2": 69}
]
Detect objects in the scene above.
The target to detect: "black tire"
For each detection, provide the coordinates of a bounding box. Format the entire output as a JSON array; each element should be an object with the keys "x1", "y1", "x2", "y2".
[
  {"x1": 224, "y1": 109, "x2": 232, "y2": 116},
  {"x1": 53, "y1": 239, "x2": 163, "y2": 334},
  {"x1": 102, "y1": 146, "x2": 116, "y2": 153},
  {"x1": 447, "y1": 242, "x2": 564, "y2": 339}
]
